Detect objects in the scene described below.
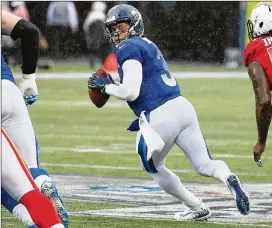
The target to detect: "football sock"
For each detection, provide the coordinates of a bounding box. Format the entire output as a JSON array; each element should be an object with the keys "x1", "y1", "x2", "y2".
[
  {"x1": 2, "y1": 168, "x2": 62, "y2": 227},
  {"x1": 2, "y1": 187, "x2": 35, "y2": 226},
  {"x1": 12, "y1": 204, "x2": 36, "y2": 227},
  {"x1": 20, "y1": 189, "x2": 62, "y2": 228}
]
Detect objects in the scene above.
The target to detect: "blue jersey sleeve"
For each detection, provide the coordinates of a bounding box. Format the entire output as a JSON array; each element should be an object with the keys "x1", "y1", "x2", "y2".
[{"x1": 117, "y1": 43, "x2": 143, "y2": 66}]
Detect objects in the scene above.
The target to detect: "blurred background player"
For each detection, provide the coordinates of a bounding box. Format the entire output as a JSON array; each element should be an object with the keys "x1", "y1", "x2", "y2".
[
  {"x1": 2, "y1": 1, "x2": 51, "y2": 70},
  {"x1": 244, "y1": 2, "x2": 272, "y2": 167},
  {"x1": 83, "y1": 1, "x2": 111, "y2": 68},
  {"x1": 46, "y1": 1, "x2": 78, "y2": 59},
  {"x1": 1, "y1": 10, "x2": 68, "y2": 228},
  {"x1": 89, "y1": 4, "x2": 250, "y2": 221},
  {"x1": 4, "y1": 1, "x2": 30, "y2": 66},
  {"x1": 9, "y1": 1, "x2": 30, "y2": 20},
  {"x1": 2, "y1": 129, "x2": 64, "y2": 228}
]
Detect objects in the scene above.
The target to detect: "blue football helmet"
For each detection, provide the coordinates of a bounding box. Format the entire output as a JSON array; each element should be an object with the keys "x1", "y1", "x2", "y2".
[{"x1": 105, "y1": 4, "x2": 144, "y2": 44}]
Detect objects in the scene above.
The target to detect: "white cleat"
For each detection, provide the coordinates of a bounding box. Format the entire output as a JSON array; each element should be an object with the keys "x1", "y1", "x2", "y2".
[{"x1": 174, "y1": 203, "x2": 211, "y2": 221}]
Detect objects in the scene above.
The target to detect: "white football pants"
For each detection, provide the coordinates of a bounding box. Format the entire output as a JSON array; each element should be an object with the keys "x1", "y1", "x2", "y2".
[
  {"x1": 2, "y1": 128, "x2": 37, "y2": 201},
  {"x1": 1, "y1": 80, "x2": 41, "y2": 199},
  {"x1": 136, "y1": 96, "x2": 232, "y2": 209},
  {"x1": 2, "y1": 80, "x2": 39, "y2": 168}
]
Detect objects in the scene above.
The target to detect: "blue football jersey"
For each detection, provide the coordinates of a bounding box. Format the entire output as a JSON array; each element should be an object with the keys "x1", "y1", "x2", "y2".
[
  {"x1": 1, "y1": 53, "x2": 15, "y2": 84},
  {"x1": 116, "y1": 36, "x2": 181, "y2": 117}
]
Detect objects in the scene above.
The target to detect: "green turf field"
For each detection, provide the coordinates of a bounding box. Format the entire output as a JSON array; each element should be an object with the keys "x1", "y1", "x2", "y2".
[
  {"x1": 2, "y1": 76, "x2": 271, "y2": 227},
  {"x1": 10, "y1": 62, "x2": 247, "y2": 73},
  {"x1": 4, "y1": 204, "x2": 271, "y2": 228},
  {"x1": 29, "y1": 78, "x2": 271, "y2": 183}
]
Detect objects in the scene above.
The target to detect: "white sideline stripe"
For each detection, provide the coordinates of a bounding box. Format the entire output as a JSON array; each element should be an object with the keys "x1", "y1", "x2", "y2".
[
  {"x1": 39, "y1": 135, "x2": 261, "y2": 146},
  {"x1": 13, "y1": 71, "x2": 249, "y2": 80},
  {"x1": 37, "y1": 100, "x2": 127, "y2": 107},
  {"x1": 41, "y1": 134, "x2": 134, "y2": 140},
  {"x1": 41, "y1": 146, "x2": 272, "y2": 159},
  {"x1": 40, "y1": 162, "x2": 272, "y2": 177}
]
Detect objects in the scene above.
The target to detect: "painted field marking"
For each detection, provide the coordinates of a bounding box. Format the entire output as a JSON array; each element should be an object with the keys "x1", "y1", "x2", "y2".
[
  {"x1": 41, "y1": 163, "x2": 272, "y2": 177},
  {"x1": 14, "y1": 72, "x2": 249, "y2": 80},
  {"x1": 36, "y1": 100, "x2": 128, "y2": 107},
  {"x1": 50, "y1": 175, "x2": 272, "y2": 225},
  {"x1": 38, "y1": 136, "x2": 265, "y2": 145},
  {"x1": 41, "y1": 146, "x2": 272, "y2": 159}
]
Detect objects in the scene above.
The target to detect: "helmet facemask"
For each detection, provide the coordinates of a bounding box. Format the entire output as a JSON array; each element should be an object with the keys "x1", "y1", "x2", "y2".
[
  {"x1": 247, "y1": 19, "x2": 255, "y2": 41},
  {"x1": 107, "y1": 22, "x2": 131, "y2": 45}
]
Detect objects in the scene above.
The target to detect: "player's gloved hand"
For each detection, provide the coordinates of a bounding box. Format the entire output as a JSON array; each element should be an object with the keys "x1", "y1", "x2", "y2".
[
  {"x1": 18, "y1": 73, "x2": 39, "y2": 105},
  {"x1": 107, "y1": 73, "x2": 115, "y2": 84},
  {"x1": 253, "y1": 142, "x2": 265, "y2": 167},
  {"x1": 88, "y1": 73, "x2": 113, "y2": 94}
]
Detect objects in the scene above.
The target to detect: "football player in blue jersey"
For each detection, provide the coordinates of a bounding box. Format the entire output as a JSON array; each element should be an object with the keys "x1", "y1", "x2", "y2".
[
  {"x1": 88, "y1": 4, "x2": 251, "y2": 221},
  {"x1": 1, "y1": 10, "x2": 68, "y2": 228}
]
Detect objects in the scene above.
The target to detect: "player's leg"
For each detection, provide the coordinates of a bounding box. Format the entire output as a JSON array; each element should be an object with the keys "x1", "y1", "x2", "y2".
[
  {"x1": 135, "y1": 108, "x2": 210, "y2": 221},
  {"x1": 2, "y1": 187, "x2": 38, "y2": 228},
  {"x1": 174, "y1": 96, "x2": 250, "y2": 215},
  {"x1": 1, "y1": 79, "x2": 68, "y2": 227},
  {"x1": 1, "y1": 128, "x2": 64, "y2": 228},
  {"x1": 1, "y1": 80, "x2": 37, "y2": 227}
]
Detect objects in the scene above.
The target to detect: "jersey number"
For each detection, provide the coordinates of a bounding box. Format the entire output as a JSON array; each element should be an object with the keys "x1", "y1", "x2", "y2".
[
  {"x1": 142, "y1": 38, "x2": 177, "y2": 87},
  {"x1": 161, "y1": 73, "x2": 177, "y2": 86},
  {"x1": 267, "y1": 47, "x2": 272, "y2": 63}
]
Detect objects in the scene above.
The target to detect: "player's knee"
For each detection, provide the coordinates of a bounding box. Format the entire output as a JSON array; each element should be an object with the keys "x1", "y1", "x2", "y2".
[
  {"x1": 194, "y1": 160, "x2": 226, "y2": 177},
  {"x1": 194, "y1": 161, "x2": 213, "y2": 176}
]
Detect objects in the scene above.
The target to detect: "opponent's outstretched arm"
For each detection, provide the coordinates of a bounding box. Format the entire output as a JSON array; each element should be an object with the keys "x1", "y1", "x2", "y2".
[
  {"x1": 2, "y1": 10, "x2": 40, "y2": 105},
  {"x1": 248, "y1": 60, "x2": 272, "y2": 166}
]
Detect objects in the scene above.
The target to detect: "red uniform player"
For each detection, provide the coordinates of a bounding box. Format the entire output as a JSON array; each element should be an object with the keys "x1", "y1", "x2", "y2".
[
  {"x1": 244, "y1": 3, "x2": 272, "y2": 167},
  {"x1": 244, "y1": 36, "x2": 272, "y2": 83}
]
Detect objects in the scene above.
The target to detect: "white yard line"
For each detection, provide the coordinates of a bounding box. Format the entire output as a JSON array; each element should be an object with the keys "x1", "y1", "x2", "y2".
[
  {"x1": 14, "y1": 71, "x2": 249, "y2": 80},
  {"x1": 40, "y1": 162, "x2": 272, "y2": 177},
  {"x1": 40, "y1": 134, "x2": 134, "y2": 140},
  {"x1": 41, "y1": 146, "x2": 272, "y2": 159},
  {"x1": 37, "y1": 100, "x2": 128, "y2": 107},
  {"x1": 39, "y1": 134, "x2": 260, "y2": 145}
]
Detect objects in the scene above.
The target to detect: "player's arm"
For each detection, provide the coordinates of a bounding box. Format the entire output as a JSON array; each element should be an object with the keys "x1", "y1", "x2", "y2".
[
  {"x1": 104, "y1": 59, "x2": 142, "y2": 101},
  {"x1": 248, "y1": 61, "x2": 272, "y2": 165},
  {"x1": 248, "y1": 61, "x2": 272, "y2": 144},
  {"x1": 2, "y1": 10, "x2": 40, "y2": 105},
  {"x1": 89, "y1": 44, "x2": 143, "y2": 101},
  {"x1": 2, "y1": 10, "x2": 39, "y2": 74}
]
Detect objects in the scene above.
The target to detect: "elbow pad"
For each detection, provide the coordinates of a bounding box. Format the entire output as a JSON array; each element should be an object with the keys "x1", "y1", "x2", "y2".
[
  {"x1": 10, "y1": 19, "x2": 39, "y2": 41},
  {"x1": 10, "y1": 19, "x2": 39, "y2": 74}
]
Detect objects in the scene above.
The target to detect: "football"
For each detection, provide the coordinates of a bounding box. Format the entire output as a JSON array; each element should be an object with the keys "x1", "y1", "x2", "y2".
[{"x1": 88, "y1": 68, "x2": 110, "y2": 108}]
